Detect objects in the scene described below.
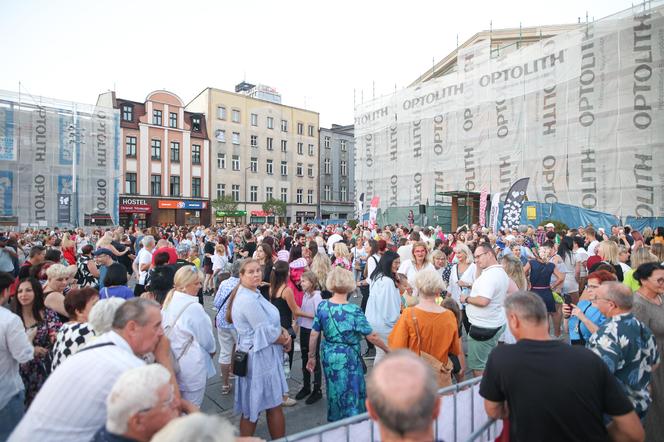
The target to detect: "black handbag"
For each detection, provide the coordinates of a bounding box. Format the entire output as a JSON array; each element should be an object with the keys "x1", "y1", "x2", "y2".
[
  {"x1": 468, "y1": 324, "x2": 502, "y2": 341},
  {"x1": 232, "y1": 346, "x2": 252, "y2": 377}
]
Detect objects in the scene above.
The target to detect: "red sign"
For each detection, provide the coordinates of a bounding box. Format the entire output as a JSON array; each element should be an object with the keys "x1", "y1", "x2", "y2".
[
  {"x1": 250, "y1": 210, "x2": 271, "y2": 216},
  {"x1": 120, "y1": 204, "x2": 152, "y2": 214}
]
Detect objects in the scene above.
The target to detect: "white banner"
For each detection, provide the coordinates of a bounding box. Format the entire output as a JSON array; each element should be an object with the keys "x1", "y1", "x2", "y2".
[{"x1": 355, "y1": 4, "x2": 664, "y2": 219}]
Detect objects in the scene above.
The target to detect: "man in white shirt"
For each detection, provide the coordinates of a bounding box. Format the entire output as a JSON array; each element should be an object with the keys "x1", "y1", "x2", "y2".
[
  {"x1": 0, "y1": 272, "x2": 34, "y2": 439},
  {"x1": 585, "y1": 227, "x2": 600, "y2": 256},
  {"x1": 9, "y1": 298, "x2": 184, "y2": 442},
  {"x1": 326, "y1": 228, "x2": 344, "y2": 256},
  {"x1": 461, "y1": 243, "x2": 508, "y2": 377},
  {"x1": 133, "y1": 236, "x2": 155, "y2": 297}
]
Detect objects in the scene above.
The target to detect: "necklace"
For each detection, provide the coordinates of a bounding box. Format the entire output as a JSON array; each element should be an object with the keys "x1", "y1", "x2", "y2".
[{"x1": 637, "y1": 291, "x2": 663, "y2": 306}]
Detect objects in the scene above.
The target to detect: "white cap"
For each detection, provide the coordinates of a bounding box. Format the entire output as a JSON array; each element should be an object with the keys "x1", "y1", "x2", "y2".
[{"x1": 545, "y1": 223, "x2": 555, "y2": 228}]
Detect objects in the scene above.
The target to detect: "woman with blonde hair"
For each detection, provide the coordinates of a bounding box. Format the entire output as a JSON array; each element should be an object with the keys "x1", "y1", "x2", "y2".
[
  {"x1": 333, "y1": 242, "x2": 352, "y2": 271},
  {"x1": 398, "y1": 241, "x2": 435, "y2": 296},
  {"x1": 447, "y1": 243, "x2": 477, "y2": 306},
  {"x1": 95, "y1": 231, "x2": 129, "y2": 258},
  {"x1": 161, "y1": 266, "x2": 215, "y2": 406},
  {"x1": 311, "y1": 252, "x2": 332, "y2": 299},
  {"x1": 43, "y1": 263, "x2": 76, "y2": 319},
  {"x1": 61, "y1": 232, "x2": 76, "y2": 265},
  {"x1": 651, "y1": 243, "x2": 664, "y2": 263},
  {"x1": 389, "y1": 269, "x2": 463, "y2": 387},
  {"x1": 588, "y1": 240, "x2": 624, "y2": 281},
  {"x1": 500, "y1": 255, "x2": 527, "y2": 344},
  {"x1": 624, "y1": 248, "x2": 659, "y2": 291}
]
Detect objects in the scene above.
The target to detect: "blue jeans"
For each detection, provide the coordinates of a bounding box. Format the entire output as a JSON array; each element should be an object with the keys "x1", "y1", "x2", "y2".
[{"x1": 0, "y1": 390, "x2": 25, "y2": 442}]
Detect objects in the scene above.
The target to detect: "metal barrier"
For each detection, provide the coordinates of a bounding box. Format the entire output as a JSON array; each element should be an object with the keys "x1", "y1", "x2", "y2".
[{"x1": 275, "y1": 377, "x2": 501, "y2": 442}]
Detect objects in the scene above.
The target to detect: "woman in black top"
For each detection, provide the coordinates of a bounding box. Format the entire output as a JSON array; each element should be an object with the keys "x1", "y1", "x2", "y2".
[{"x1": 256, "y1": 243, "x2": 274, "y2": 300}]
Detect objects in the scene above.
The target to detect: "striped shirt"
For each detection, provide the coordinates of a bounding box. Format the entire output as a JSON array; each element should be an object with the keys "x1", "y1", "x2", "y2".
[{"x1": 9, "y1": 331, "x2": 144, "y2": 442}]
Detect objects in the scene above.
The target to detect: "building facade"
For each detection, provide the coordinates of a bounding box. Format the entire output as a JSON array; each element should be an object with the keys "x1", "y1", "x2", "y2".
[
  {"x1": 97, "y1": 90, "x2": 211, "y2": 227},
  {"x1": 186, "y1": 85, "x2": 319, "y2": 224},
  {"x1": 319, "y1": 124, "x2": 355, "y2": 220}
]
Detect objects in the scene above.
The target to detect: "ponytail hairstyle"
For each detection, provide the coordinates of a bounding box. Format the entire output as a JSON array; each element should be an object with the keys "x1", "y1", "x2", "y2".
[
  {"x1": 163, "y1": 265, "x2": 201, "y2": 309},
  {"x1": 225, "y1": 258, "x2": 258, "y2": 324}
]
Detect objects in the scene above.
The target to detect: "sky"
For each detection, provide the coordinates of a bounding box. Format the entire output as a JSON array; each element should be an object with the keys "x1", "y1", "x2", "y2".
[{"x1": 0, "y1": 0, "x2": 635, "y2": 127}]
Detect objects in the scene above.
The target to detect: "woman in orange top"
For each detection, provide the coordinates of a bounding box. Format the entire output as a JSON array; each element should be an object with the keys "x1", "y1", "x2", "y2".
[{"x1": 388, "y1": 268, "x2": 465, "y2": 384}]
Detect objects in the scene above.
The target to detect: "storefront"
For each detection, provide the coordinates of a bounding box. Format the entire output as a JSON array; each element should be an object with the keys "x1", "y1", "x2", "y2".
[
  {"x1": 249, "y1": 210, "x2": 275, "y2": 224},
  {"x1": 119, "y1": 197, "x2": 153, "y2": 228},
  {"x1": 157, "y1": 199, "x2": 210, "y2": 226},
  {"x1": 215, "y1": 210, "x2": 247, "y2": 225},
  {"x1": 295, "y1": 211, "x2": 317, "y2": 224}
]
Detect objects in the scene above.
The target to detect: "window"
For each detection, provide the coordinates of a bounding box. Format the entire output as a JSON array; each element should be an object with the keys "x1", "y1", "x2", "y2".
[
  {"x1": 232, "y1": 132, "x2": 240, "y2": 145},
  {"x1": 151, "y1": 139, "x2": 161, "y2": 160},
  {"x1": 297, "y1": 122, "x2": 304, "y2": 135},
  {"x1": 250, "y1": 157, "x2": 257, "y2": 173},
  {"x1": 250, "y1": 185, "x2": 258, "y2": 202},
  {"x1": 121, "y1": 105, "x2": 133, "y2": 121},
  {"x1": 296, "y1": 163, "x2": 303, "y2": 176},
  {"x1": 215, "y1": 129, "x2": 226, "y2": 142},
  {"x1": 250, "y1": 135, "x2": 257, "y2": 147},
  {"x1": 125, "y1": 136, "x2": 136, "y2": 158},
  {"x1": 170, "y1": 176, "x2": 180, "y2": 196},
  {"x1": 267, "y1": 116, "x2": 274, "y2": 129},
  {"x1": 266, "y1": 159, "x2": 273, "y2": 174},
  {"x1": 340, "y1": 139, "x2": 347, "y2": 151},
  {"x1": 280, "y1": 161, "x2": 288, "y2": 176},
  {"x1": 151, "y1": 175, "x2": 161, "y2": 196},
  {"x1": 297, "y1": 142, "x2": 303, "y2": 155},
  {"x1": 232, "y1": 155, "x2": 240, "y2": 171},
  {"x1": 307, "y1": 189, "x2": 314, "y2": 204},
  {"x1": 170, "y1": 142, "x2": 180, "y2": 162},
  {"x1": 266, "y1": 137, "x2": 273, "y2": 150},
  {"x1": 251, "y1": 113, "x2": 258, "y2": 126},
  {"x1": 191, "y1": 116, "x2": 201, "y2": 131},
  {"x1": 307, "y1": 164, "x2": 314, "y2": 177},
  {"x1": 340, "y1": 160, "x2": 347, "y2": 176},
  {"x1": 216, "y1": 183, "x2": 225, "y2": 198},
  {"x1": 308, "y1": 125, "x2": 315, "y2": 137},
  {"x1": 192, "y1": 145, "x2": 201, "y2": 164},
  {"x1": 125, "y1": 173, "x2": 137, "y2": 194},
  {"x1": 324, "y1": 136, "x2": 330, "y2": 148},
  {"x1": 231, "y1": 184, "x2": 240, "y2": 202},
  {"x1": 280, "y1": 187, "x2": 288, "y2": 203},
  {"x1": 324, "y1": 185, "x2": 331, "y2": 201},
  {"x1": 191, "y1": 178, "x2": 201, "y2": 197},
  {"x1": 296, "y1": 189, "x2": 303, "y2": 204},
  {"x1": 324, "y1": 158, "x2": 331, "y2": 174},
  {"x1": 169, "y1": 112, "x2": 177, "y2": 128},
  {"x1": 308, "y1": 144, "x2": 314, "y2": 156},
  {"x1": 232, "y1": 109, "x2": 240, "y2": 123},
  {"x1": 281, "y1": 119, "x2": 288, "y2": 132},
  {"x1": 340, "y1": 186, "x2": 347, "y2": 201},
  {"x1": 281, "y1": 140, "x2": 287, "y2": 152},
  {"x1": 266, "y1": 187, "x2": 273, "y2": 200},
  {"x1": 217, "y1": 106, "x2": 227, "y2": 120},
  {"x1": 152, "y1": 110, "x2": 162, "y2": 126},
  {"x1": 217, "y1": 153, "x2": 226, "y2": 169}
]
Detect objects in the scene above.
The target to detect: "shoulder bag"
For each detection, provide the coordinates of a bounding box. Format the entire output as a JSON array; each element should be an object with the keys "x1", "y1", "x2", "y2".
[
  {"x1": 163, "y1": 300, "x2": 197, "y2": 374},
  {"x1": 410, "y1": 308, "x2": 453, "y2": 388}
]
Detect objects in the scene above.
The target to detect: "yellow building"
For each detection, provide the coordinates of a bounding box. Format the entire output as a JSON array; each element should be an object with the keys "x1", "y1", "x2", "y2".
[{"x1": 187, "y1": 84, "x2": 319, "y2": 224}]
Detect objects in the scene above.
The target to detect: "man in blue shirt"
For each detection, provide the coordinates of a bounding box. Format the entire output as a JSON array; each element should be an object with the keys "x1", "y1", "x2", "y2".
[
  {"x1": 587, "y1": 281, "x2": 660, "y2": 418},
  {"x1": 93, "y1": 248, "x2": 114, "y2": 290}
]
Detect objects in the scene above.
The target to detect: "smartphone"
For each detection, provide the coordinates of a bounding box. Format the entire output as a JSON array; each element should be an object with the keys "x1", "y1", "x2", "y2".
[{"x1": 563, "y1": 294, "x2": 572, "y2": 319}]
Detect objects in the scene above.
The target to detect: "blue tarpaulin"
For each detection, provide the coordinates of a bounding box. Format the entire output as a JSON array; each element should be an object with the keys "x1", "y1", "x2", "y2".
[
  {"x1": 498, "y1": 202, "x2": 621, "y2": 230},
  {"x1": 625, "y1": 217, "x2": 664, "y2": 232}
]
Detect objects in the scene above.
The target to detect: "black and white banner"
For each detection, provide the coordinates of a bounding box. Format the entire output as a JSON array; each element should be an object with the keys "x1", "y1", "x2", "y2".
[{"x1": 354, "y1": 4, "x2": 664, "y2": 219}]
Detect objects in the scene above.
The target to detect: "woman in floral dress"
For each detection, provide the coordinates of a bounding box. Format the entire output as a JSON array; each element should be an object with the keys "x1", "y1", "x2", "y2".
[
  {"x1": 13, "y1": 277, "x2": 62, "y2": 407},
  {"x1": 307, "y1": 267, "x2": 389, "y2": 422}
]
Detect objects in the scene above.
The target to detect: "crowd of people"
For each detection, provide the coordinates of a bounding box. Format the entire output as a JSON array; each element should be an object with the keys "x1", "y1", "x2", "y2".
[{"x1": 0, "y1": 221, "x2": 662, "y2": 441}]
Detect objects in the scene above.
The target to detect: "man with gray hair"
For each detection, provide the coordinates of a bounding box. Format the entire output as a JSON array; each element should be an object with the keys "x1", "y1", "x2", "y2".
[
  {"x1": 92, "y1": 364, "x2": 179, "y2": 442},
  {"x1": 587, "y1": 282, "x2": 659, "y2": 419},
  {"x1": 10, "y1": 298, "x2": 185, "y2": 442},
  {"x1": 480, "y1": 291, "x2": 644, "y2": 442},
  {"x1": 213, "y1": 259, "x2": 241, "y2": 395},
  {"x1": 366, "y1": 350, "x2": 440, "y2": 442}
]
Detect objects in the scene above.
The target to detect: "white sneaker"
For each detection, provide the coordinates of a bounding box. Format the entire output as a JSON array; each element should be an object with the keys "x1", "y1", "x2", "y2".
[{"x1": 282, "y1": 397, "x2": 297, "y2": 407}]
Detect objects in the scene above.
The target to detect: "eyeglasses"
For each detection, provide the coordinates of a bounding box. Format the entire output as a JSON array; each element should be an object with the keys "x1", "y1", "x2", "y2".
[
  {"x1": 473, "y1": 251, "x2": 490, "y2": 259},
  {"x1": 590, "y1": 296, "x2": 612, "y2": 304}
]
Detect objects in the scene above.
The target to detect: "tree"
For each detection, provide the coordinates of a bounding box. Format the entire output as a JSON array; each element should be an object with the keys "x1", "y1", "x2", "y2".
[
  {"x1": 262, "y1": 198, "x2": 286, "y2": 217},
  {"x1": 212, "y1": 195, "x2": 238, "y2": 213}
]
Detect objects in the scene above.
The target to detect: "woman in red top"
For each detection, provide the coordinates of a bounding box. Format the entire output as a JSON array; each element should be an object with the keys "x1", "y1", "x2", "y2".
[{"x1": 61, "y1": 233, "x2": 76, "y2": 265}]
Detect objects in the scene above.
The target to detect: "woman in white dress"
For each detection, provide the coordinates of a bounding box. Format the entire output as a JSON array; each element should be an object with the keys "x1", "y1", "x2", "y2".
[
  {"x1": 447, "y1": 243, "x2": 477, "y2": 306},
  {"x1": 161, "y1": 266, "x2": 216, "y2": 406}
]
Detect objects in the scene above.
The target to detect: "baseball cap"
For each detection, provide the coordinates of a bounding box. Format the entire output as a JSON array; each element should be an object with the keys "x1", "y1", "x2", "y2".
[
  {"x1": 545, "y1": 223, "x2": 555, "y2": 228},
  {"x1": 93, "y1": 248, "x2": 114, "y2": 257}
]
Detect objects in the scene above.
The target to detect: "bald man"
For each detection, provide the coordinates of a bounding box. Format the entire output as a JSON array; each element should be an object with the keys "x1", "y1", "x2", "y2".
[{"x1": 366, "y1": 350, "x2": 440, "y2": 442}]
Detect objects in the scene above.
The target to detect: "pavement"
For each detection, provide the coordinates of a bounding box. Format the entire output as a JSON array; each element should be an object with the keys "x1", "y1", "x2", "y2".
[{"x1": 199, "y1": 292, "x2": 372, "y2": 439}]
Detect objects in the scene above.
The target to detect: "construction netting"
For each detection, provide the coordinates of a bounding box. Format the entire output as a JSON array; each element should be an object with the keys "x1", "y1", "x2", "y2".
[
  {"x1": 354, "y1": 2, "x2": 664, "y2": 220},
  {"x1": 0, "y1": 90, "x2": 120, "y2": 228}
]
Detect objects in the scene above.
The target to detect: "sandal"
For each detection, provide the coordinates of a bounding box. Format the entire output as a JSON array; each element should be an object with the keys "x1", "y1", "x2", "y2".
[{"x1": 221, "y1": 384, "x2": 232, "y2": 395}]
